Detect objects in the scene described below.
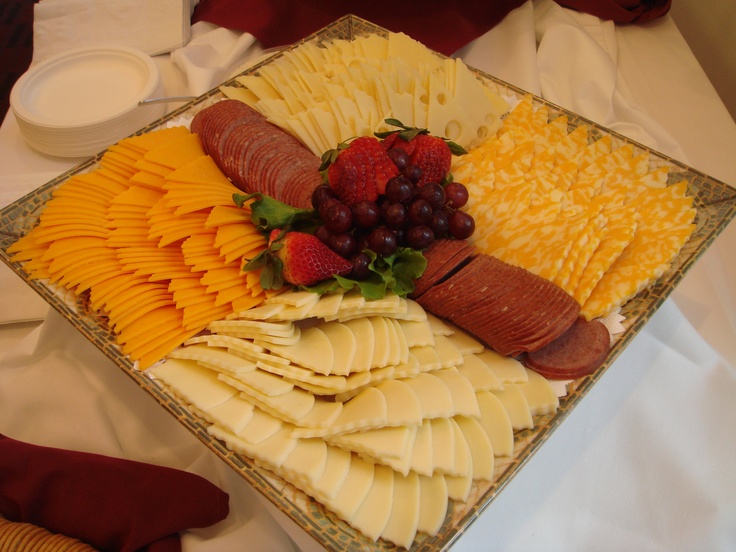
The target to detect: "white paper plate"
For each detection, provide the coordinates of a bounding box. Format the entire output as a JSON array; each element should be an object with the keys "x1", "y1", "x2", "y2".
[{"x1": 10, "y1": 45, "x2": 165, "y2": 157}]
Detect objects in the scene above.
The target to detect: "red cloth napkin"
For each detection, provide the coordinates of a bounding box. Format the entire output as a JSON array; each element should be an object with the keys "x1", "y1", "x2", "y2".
[
  {"x1": 0, "y1": 434, "x2": 229, "y2": 552},
  {"x1": 192, "y1": 0, "x2": 528, "y2": 56},
  {"x1": 192, "y1": 0, "x2": 672, "y2": 57},
  {"x1": 557, "y1": 0, "x2": 671, "y2": 23}
]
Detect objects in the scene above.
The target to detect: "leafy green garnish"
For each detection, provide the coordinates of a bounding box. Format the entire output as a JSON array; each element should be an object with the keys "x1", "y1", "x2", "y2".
[
  {"x1": 233, "y1": 192, "x2": 320, "y2": 234},
  {"x1": 303, "y1": 247, "x2": 427, "y2": 300}
]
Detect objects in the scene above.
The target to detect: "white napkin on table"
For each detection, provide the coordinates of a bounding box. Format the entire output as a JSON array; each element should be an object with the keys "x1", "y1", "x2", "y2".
[{"x1": 32, "y1": 0, "x2": 197, "y2": 63}]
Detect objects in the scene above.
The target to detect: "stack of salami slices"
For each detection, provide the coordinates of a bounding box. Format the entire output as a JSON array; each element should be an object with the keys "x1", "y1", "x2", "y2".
[
  {"x1": 412, "y1": 240, "x2": 610, "y2": 379},
  {"x1": 191, "y1": 100, "x2": 321, "y2": 209}
]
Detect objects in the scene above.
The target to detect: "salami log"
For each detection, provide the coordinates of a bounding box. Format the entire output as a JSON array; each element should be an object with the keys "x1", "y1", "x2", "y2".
[
  {"x1": 523, "y1": 317, "x2": 611, "y2": 379},
  {"x1": 191, "y1": 100, "x2": 321, "y2": 208}
]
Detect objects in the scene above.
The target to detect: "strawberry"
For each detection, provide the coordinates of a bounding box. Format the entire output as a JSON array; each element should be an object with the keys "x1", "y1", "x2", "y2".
[
  {"x1": 322, "y1": 136, "x2": 398, "y2": 205},
  {"x1": 245, "y1": 229, "x2": 352, "y2": 288},
  {"x1": 376, "y1": 119, "x2": 467, "y2": 187},
  {"x1": 407, "y1": 134, "x2": 452, "y2": 187}
]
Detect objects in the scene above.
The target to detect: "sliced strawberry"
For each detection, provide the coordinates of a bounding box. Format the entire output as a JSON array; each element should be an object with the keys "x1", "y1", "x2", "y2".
[
  {"x1": 324, "y1": 136, "x2": 398, "y2": 204},
  {"x1": 408, "y1": 134, "x2": 452, "y2": 187}
]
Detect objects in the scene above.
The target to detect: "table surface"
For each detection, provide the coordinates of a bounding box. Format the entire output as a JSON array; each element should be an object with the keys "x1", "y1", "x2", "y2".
[{"x1": 1, "y1": 2, "x2": 735, "y2": 551}]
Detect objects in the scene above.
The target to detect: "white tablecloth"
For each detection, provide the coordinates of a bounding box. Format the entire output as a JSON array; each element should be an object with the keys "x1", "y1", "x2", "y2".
[{"x1": 1, "y1": 1, "x2": 735, "y2": 550}]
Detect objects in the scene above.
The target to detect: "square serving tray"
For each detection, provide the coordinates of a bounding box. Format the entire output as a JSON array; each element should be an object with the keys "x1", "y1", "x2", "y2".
[{"x1": 2, "y1": 14, "x2": 735, "y2": 551}]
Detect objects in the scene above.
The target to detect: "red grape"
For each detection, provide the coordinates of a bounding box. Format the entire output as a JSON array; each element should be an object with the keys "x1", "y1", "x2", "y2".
[
  {"x1": 368, "y1": 227, "x2": 398, "y2": 256},
  {"x1": 448, "y1": 210, "x2": 475, "y2": 239},
  {"x1": 381, "y1": 202, "x2": 407, "y2": 229},
  {"x1": 444, "y1": 181, "x2": 469, "y2": 209},
  {"x1": 385, "y1": 175, "x2": 414, "y2": 204},
  {"x1": 431, "y1": 209, "x2": 449, "y2": 238},
  {"x1": 329, "y1": 232, "x2": 357, "y2": 258},
  {"x1": 351, "y1": 200, "x2": 381, "y2": 229},
  {"x1": 387, "y1": 148, "x2": 410, "y2": 171},
  {"x1": 311, "y1": 184, "x2": 335, "y2": 210},
  {"x1": 408, "y1": 199, "x2": 433, "y2": 226},
  {"x1": 323, "y1": 201, "x2": 353, "y2": 233},
  {"x1": 407, "y1": 225, "x2": 435, "y2": 249},
  {"x1": 350, "y1": 252, "x2": 372, "y2": 280},
  {"x1": 417, "y1": 182, "x2": 446, "y2": 210}
]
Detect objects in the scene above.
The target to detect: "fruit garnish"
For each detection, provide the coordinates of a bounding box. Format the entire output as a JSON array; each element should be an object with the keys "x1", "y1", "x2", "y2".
[
  {"x1": 233, "y1": 192, "x2": 320, "y2": 233},
  {"x1": 376, "y1": 118, "x2": 468, "y2": 156},
  {"x1": 244, "y1": 229, "x2": 352, "y2": 289},
  {"x1": 305, "y1": 247, "x2": 427, "y2": 300},
  {"x1": 376, "y1": 119, "x2": 467, "y2": 188},
  {"x1": 320, "y1": 136, "x2": 399, "y2": 205}
]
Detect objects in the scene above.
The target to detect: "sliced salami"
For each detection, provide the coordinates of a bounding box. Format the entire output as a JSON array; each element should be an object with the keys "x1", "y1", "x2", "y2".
[
  {"x1": 523, "y1": 317, "x2": 611, "y2": 379},
  {"x1": 415, "y1": 251, "x2": 581, "y2": 358},
  {"x1": 191, "y1": 100, "x2": 321, "y2": 208}
]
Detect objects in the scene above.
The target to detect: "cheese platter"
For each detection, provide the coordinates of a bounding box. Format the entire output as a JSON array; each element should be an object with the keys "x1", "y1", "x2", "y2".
[{"x1": 1, "y1": 14, "x2": 735, "y2": 551}]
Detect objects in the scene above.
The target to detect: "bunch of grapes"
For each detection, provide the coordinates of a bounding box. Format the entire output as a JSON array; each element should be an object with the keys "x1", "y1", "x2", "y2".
[{"x1": 310, "y1": 154, "x2": 475, "y2": 280}]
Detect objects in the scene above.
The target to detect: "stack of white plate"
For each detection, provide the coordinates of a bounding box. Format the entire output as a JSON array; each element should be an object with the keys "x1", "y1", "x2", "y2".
[{"x1": 10, "y1": 45, "x2": 166, "y2": 158}]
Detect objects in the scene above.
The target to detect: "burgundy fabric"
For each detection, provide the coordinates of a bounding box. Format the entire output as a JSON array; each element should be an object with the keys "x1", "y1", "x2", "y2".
[
  {"x1": 556, "y1": 0, "x2": 671, "y2": 23},
  {"x1": 192, "y1": 0, "x2": 672, "y2": 56},
  {"x1": 192, "y1": 0, "x2": 529, "y2": 56},
  {"x1": 0, "y1": 434, "x2": 230, "y2": 552}
]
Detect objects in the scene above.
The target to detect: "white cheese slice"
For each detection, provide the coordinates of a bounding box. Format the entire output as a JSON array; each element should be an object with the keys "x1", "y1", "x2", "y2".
[
  {"x1": 342, "y1": 317, "x2": 374, "y2": 373},
  {"x1": 401, "y1": 372, "x2": 454, "y2": 420},
  {"x1": 149, "y1": 358, "x2": 237, "y2": 411},
  {"x1": 388, "y1": 318, "x2": 410, "y2": 365},
  {"x1": 235, "y1": 407, "x2": 283, "y2": 445},
  {"x1": 324, "y1": 455, "x2": 375, "y2": 522},
  {"x1": 410, "y1": 345, "x2": 442, "y2": 372},
  {"x1": 426, "y1": 312, "x2": 453, "y2": 335},
  {"x1": 242, "y1": 384, "x2": 316, "y2": 425},
  {"x1": 444, "y1": 419, "x2": 473, "y2": 500},
  {"x1": 320, "y1": 322, "x2": 357, "y2": 376},
  {"x1": 431, "y1": 369, "x2": 480, "y2": 418},
  {"x1": 256, "y1": 359, "x2": 347, "y2": 391},
  {"x1": 246, "y1": 425, "x2": 298, "y2": 469},
  {"x1": 380, "y1": 470, "x2": 420, "y2": 550},
  {"x1": 445, "y1": 328, "x2": 485, "y2": 354},
  {"x1": 455, "y1": 415, "x2": 495, "y2": 481},
  {"x1": 429, "y1": 417, "x2": 456, "y2": 475},
  {"x1": 265, "y1": 326, "x2": 333, "y2": 374},
  {"x1": 329, "y1": 424, "x2": 414, "y2": 463},
  {"x1": 309, "y1": 445, "x2": 351, "y2": 501},
  {"x1": 518, "y1": 368, "x2": 560, "y2": 416},
  {"x1": 409, "y1": 419, "x2": 434, "y2": 477},
  {"x1": 417, "y1": 473, "x2": 448, "y2": 536},
  {"x1": 303, "y1": 291, "x2": 344, "y2": 319},
  {"x1": 477, "y1": 349, "x2": 529, "y2": 383},
  {"x1": 492, "y1": 384, "x2": 534, "y2": 430},
  {"x1": 369, "y1": 316, "x2": 391, "y2": 369},
  {"x1": 209, "y1": 318, "x2": 296, "y2": 337},
  {"x1": 434, "y1": 335, "x2": 464, "y2": 369},
  {"x1": 349, "y1": 463, "x2": 394, "y2": 542},
  {"x1": 229, "y1": 367, "x2": 294, "y2": 396},
  {"x1": 279, "y1": 438, "x2": 328, "y2": 491},
  {"x1": 476, "y1": 390, "x2": 514, "y2": 457},
  {"x1": 228, "y1": 302, "x2": 285, "y2": 320},
  {"x1": 292, "y1": 386, "x2": 387, "y2": 438},
  {"x1": 455, "y1": 353, "x2": 503, "y2": 392},
  {"x1": 376, "y1": 379, "x2": 423, "y2": 428},
  {"x1": 397, "y1": 318, "x2": 435, "y2": 348},
  {"x1": 293, "y1": 399, "x2": 343, "y2": 430},
  {"x1": 383, "y1": 317, "x2": 403, "y2": 367},
  {"x1": 205, "y1": 395, "x2": 255, "y2": 435},
  {"x1": 168, "y1": 343, "x2": 258, "y2": 377}
]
